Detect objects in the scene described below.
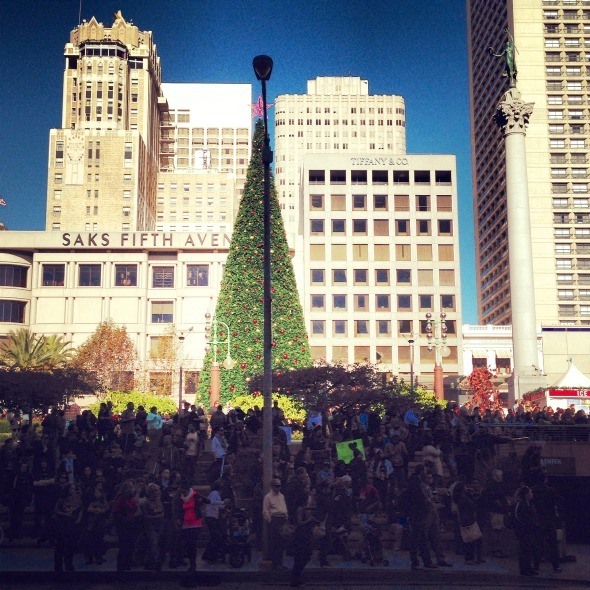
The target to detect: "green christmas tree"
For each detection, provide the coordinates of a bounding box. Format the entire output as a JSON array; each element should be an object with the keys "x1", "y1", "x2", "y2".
[{"x1": 197, "y1": 119, "x2": 311, "y2": 404}]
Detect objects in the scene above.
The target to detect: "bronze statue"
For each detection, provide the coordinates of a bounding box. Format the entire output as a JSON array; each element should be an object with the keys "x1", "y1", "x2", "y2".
[{"x1": 489, "y1": 29, "x2": 517, "y2": 87}]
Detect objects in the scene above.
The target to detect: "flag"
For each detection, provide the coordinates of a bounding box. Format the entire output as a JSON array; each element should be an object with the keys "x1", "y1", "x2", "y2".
[
  {"x1": 251, "y1": 94, "x2": 273, "y2": 119},
  {"x1": 0, "y1": 196, "x2": 6, "y2": 206}
]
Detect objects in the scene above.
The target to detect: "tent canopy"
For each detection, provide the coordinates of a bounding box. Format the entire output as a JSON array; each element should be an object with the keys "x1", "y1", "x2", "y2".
[{"x1": 550, "y1": 360, "x2": 590, "y2": 388}]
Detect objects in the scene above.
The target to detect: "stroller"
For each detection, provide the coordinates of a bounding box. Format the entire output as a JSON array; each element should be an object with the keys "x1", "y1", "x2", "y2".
[
  {"x1": 358, "y1": 515, "x2": 388, "y2": 566},
  {"x1": 330, "y1": 525, "x2": 353, "y2": 561},
  {"x1": 226, "y1": 507, "x2": 252, "y2": 568}
]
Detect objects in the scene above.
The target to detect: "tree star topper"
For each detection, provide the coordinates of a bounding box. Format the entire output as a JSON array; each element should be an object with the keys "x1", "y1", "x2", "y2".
[{"x1": 252, "y1": 94, "x2": 273, "y2": 119}]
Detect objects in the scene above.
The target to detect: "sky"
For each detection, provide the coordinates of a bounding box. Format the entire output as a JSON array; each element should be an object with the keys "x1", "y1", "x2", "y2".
[{"x1": 0, "y1": 0, "x2": 477, "y2": 323}]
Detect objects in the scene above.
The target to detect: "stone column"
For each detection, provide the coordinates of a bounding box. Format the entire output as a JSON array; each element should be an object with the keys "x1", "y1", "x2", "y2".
[{"x1": 494, "y1": 88, "x2": 546, "y2": 405}]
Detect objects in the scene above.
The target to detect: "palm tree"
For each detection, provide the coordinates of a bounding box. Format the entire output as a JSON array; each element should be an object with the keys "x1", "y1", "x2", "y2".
[{"x1": 0, "y1": 329, "x2": 73, "y2": 369}]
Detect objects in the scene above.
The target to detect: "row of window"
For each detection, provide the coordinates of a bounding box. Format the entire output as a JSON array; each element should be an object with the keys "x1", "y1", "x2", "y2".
[
  {"x1": 309, "y1": 194, "x2": 453, "y2": 212},
  {"x1": 309, "y1": 293, "x2": 455, "y2": 312},
  {"x1": 40, "y1": 264, "x2": 209, "y2": 288},
  {"x1": 308, "y1": 169, "x2": 452, "y2": 185},
  {"x1": 309, "y1": 218, "x2": 453, "y2": 237},
  {"x1": 308, "y1": 246, "x2": 456, "y2": 270},
  {"x1": 308, "y1": 345, "x2": 458, "y2": 364},
  {"x1": 310, "y1": 318, "x2": 456, "y2": 337}
]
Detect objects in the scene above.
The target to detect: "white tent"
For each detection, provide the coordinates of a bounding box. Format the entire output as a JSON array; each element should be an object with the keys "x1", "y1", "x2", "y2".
[{"x1": 549, "y1": 360, "x2": 590, "y2": 389}]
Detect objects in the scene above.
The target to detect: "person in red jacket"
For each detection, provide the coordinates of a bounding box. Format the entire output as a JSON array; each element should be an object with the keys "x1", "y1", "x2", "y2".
[
  {"x1": 112, "y1": 480, "x2": 138, "y2": 572},
  {"x1": 175, "y1": 482, "x2": 210, "y2": 572}
]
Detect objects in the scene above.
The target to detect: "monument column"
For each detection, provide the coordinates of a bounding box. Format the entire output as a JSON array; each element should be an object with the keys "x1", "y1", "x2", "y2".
[{"x1": 494, "y1": 88, "x2": 546, "y2": 404}]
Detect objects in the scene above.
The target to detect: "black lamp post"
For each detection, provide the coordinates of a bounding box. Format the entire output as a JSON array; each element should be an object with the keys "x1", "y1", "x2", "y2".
[{"x1": 253, "y1": 55, "x2": 274, "y2": 504}]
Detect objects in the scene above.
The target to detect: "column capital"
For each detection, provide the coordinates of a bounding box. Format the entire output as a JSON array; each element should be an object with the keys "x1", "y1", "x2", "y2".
[{"x1": 494, "y1": 88, "x2": 534, "y2": 135}]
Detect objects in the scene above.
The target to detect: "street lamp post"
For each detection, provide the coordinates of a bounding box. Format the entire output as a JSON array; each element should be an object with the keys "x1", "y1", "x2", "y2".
[
  {"x1": 408, "y1": 335, "x2": 415, "y2": 397},
  {"x1": 253, "y1": 55, "x2": 274, "y2": 505},
  {"x1": 204, "y1": 312, "x2": 236, "y2": 408},
  {"x1": 178, "y1": 333, "x2": 185, "y2": 410},
  {"x1": 425, "y1": 312, "x2": 450, "y2": 400}
]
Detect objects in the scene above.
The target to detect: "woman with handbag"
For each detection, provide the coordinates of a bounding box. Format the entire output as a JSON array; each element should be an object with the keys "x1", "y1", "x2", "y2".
[{"x1": 452, "y1": 481, "x2": 484, "y2": 565}]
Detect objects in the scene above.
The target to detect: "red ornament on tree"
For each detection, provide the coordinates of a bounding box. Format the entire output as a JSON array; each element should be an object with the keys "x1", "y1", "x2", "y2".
[
  {"x1": 283, "y1": 353, "x2": 288, "y2": 359},
  {"x1": 252, "y1": 318, "x2": 258, "y2": 324}
]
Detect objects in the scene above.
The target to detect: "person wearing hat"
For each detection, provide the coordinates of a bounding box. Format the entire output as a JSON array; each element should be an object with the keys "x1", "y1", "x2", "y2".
[{"x1": 263, "y1": 479, "x2": 289, "y2": 570}]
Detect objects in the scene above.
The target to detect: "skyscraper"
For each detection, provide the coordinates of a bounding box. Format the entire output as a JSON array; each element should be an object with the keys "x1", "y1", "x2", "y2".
[{"x1": 467, "y1": 0, "x2": 590, "y2": 327}]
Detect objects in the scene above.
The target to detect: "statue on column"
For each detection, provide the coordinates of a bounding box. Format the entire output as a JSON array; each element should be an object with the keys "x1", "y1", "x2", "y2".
[{"x1": 489, "y1": 29, "x2": 518, "y2": 88}]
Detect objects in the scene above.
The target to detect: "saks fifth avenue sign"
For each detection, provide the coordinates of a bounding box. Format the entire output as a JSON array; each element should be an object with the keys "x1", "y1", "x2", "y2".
[{"x1": 61, "y1": 232, "x2": 231, "y2": 249}]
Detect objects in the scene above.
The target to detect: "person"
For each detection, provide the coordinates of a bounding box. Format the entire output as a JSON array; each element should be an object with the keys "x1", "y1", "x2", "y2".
[
  {"x1": 142, "y1": 482, "x2": 164, "y2": 570},
  {"x1": 290, "y1": 494, "x2": 317, "y2": 587},
  {"x1": 482, "y1": 469, "x2": 509, "y2": 558},
  {"x1": 7, "y1": 461, "x2": 33, "y2": 540},
  {"x1": 83, "y1": 483, "x2": 108, "y2": 565},
  {"x1": 263, "y1": 478, "x2": 289, "y2": 570},
  {"x1": 175, "y1": 481, "x2": 210, "y2": 572},
  {"x1": 112, "y1": 480, "x2": 139, "y2": 573},
  {"x1": 513, "y1": 485, "x2": 541, "y2": 576},
  {"x1": 532, "y1": 471, "x2": 564, "y2": 573},
  {"x1": 452, "y1": 481, "x2": 484, "y2": 565},
  {"x1": 120, "y1": 402, "x2": 136, "y2": 453},
  {"x1": 209, "y1": 406, "x2": 226, "y2": 435},
  {"x1": 146, "y1": 406, "x2": 163, "y2": 449},
  {"x1": 183, "y1": 423, "x2": 199, "y2": 480},
  {"x1": 202, "y1": 480, "x2": 226, "y2": 564},
  {"x1": 53, "y1": 483, "x2": 82, "y2": 572},
  {"x1": 210, "y1": 428, "x2": 227, "y2": 482}
]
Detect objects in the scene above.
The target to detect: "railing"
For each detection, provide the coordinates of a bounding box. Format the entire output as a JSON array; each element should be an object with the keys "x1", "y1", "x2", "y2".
[{"x1": 480, "y1": 423, "x2": 590, "y2": 442}]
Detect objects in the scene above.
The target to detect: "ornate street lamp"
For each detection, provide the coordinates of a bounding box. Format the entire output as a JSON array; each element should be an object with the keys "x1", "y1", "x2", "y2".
[
  {"x1": 204, "y1": 312, "x2": 236, "y2": 408},
  {"x1": 253, "y1": 55, "x2": 274, "y2": 503},
  {"x1": 426, "y1": 312, "x2": 450, "y2": 400}
]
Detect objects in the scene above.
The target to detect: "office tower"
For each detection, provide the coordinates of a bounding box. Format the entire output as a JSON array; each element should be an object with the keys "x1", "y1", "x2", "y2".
[
  {"x1": 467, "y1": 0, "x2": 590, "y2": 326},
  {"x1": 45, "y1": 14, "x2": 251, "y2": 235},
  {"x1": 157, "y1": 83, "x2": 252, "y2": 233},
  {"x1": 274, "y1": 77, "x2": 407, "y2": 243},
  {"x1": 46, "y1": 12, "x2": 164, "y2": 232}
]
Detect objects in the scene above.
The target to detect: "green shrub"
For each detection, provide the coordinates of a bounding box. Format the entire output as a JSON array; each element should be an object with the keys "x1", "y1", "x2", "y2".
[
  {"x1": 89, "y1": 390, "x2": 178, "y2": 416},
  {"x1": 230, "y1": 393, "x2": 306, "y2": 425}
]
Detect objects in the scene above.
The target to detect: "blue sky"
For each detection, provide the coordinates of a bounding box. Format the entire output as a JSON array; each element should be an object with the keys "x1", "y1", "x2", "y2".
[{"x1": 0, "y1": 0, "x2": 477, "y2": 323}]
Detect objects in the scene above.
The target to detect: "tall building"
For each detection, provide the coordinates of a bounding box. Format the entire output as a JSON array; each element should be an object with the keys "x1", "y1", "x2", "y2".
[
  {"x1": 46, "y1": 13, "x2": 251, "y2": 235},
  {"x1": 301, "y1": 153, "x2": 463, "y2": 387},
  {"x1": 46, "y1": 12, "x2": 164, "y2": 232},
  {"x1": 467, "y1": 0, "x2": 590, "y2": 326},
  {"x1": 274, "y1": 77, "x2": 407, "y2": 243}
]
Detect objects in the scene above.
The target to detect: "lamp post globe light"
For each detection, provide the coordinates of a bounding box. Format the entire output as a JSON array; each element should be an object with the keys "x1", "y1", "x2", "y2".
[
  {"x1": 426, "y1": 312, "x2": 450, "y2": 400},
  {"x1": 204, "y1": 312, "x2": 236, "y2": 409}
]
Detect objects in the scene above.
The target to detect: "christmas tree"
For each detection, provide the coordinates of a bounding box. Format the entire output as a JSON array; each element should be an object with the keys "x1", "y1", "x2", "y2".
[{"x1": 197, "y1": 119, "x2": 311, "y2": 404}]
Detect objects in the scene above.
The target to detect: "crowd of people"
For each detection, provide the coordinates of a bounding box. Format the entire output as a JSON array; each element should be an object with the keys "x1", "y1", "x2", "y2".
[{"x1": 0, "y1": 398, "x2": 578, "y2": 585}]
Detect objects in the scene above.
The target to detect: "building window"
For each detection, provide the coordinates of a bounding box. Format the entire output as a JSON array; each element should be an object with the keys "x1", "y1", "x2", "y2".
[
  {"x1": 151, "y1": 301, "x2": 174, "y2": 323},
  {"x1": 377, "y1": 320, "x2": 391, "y2": 336},
  {"x1": 115, "y1": 264, "x2": 137, "y2": 286},
  {"x1": 311, "y1": 269, "x2": 325, "y2": 285},
  {"x1": 79, "y1": 264, "x2": 101, "y2": 287},
  {"x1": 397, "y1": 294, "x2": 411, "y2": 310},
  {"x1": 152, "y1": 266, "x2": 174, "y2": 288},
  {"x1": 417, "y1": 220, "x2": 431, "y2": 235},
  {"x1": 355, "y1": 320, "x2": 369, "y2": 335},
  {"x1": 333, "y1": 320, "x2": 347, "y2": 336},
  {"x1": 396, "y1": 244, "x2": 411, "y2": 261},
  {"x1": 354, "y1": 269, "x2": 367, "y2": 285},
  {"x1": 353, "y1": 195, "x2": 366, "y2": 210},
  {"x1": 42, "y1": 264, "x2": 65, "y2": 287},
  {"x1": 441, "y1": 294, "x2": 455, "y2": 310},
  {"x1": 311, "y1": 320, "x2": 325, "y2": 335},
  {"x1": 353, "y1": 294, "x2": 368, "y2": 312},
  {"x1": 311, "y1": 294, "x2": 325, "y2": 310},
  {"x1": 374, "y1": 219, "x2": 389, "y2": 236},
  {"x1": 398, "y1": 320, "x2": 412, "y2": 334},
  {"x1": 416, "y1": 195, "x2": 430, "y2": 211},
  {"x1": 376, "y1": 294, "x2": 390, "y2": 310},
  {"x1": 395, "y1": 220, "x2": 410, "y2": 235},
  {"x1": 0, "y1": 300, "x2": 26, "y2": 323},
  {"x1": 353, "y1": 219, "x2": 367, "y2": 235},
  {"x1": 332, "y1": 269, "x2": 347, "y2": 284},
  {"x1": 0, "y1": 265, "x2": 27, "y2": 288},
  {"x1": 397, "y1": 269, "x2": 411, "y2": 284},
  {"x1": 333, "y1": 294, "x2": 347, "y2": 310},
  {"x1": 419, "y1": 294, "x2": 433, "y2": 310},
  {"x1": 310, "y1": 219, "x2": 325, "y2": 235},
  {"x1": 375, "y1": 269, "x2": 389, "y2": 285},
  {"x1": 310, "y1": 194, "x2": 324, "y2": 210},
  {"x1": 374, "y1": 194, "x2": 388, "y2": 210},
  {"x1": 331, "y1": 219, "x2": 346, "y2": 235}
]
